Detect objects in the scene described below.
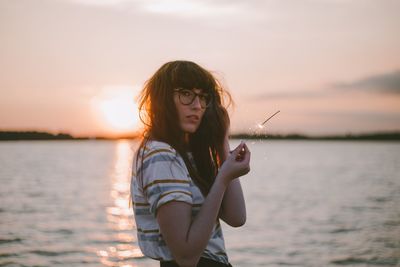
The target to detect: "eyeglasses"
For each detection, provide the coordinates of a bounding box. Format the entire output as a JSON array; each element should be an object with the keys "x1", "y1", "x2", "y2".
[{"x1": 174, "y1": 88, "x2": 211, "y2": 108}]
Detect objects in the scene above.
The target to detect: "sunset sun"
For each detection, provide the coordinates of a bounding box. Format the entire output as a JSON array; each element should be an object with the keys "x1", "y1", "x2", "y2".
[{"x1": 91, "y1": 85, "x2": 140, "y2": 135}]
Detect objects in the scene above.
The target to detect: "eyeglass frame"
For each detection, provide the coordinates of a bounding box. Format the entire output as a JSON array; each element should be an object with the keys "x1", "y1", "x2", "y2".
[{"x1": 173, "y1": 88, "x2": 212, "y2": 108}]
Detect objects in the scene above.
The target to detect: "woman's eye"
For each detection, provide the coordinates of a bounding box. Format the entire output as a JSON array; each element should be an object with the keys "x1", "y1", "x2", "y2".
[
  {"x1": 181, "y1": 90, "x2": 192, "y2": 97},
  {"x1": 200, "y1": 95, "x2": 208, "y2": 100}
]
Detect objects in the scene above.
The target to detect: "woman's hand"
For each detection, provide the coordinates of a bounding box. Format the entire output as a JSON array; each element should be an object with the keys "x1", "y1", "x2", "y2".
[{"x1": 217, "y1": 141, "x2": 250, "y2": 186}]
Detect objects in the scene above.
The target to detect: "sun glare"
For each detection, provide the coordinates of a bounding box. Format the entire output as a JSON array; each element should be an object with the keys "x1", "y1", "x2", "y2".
[{"x1": 91, "y1": 85, "x2": 140, "y2": 134}]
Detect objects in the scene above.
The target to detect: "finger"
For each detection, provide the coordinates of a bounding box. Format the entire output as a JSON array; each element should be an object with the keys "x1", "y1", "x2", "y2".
[
  {"x1": 235, "y1": 153, "x2": 244, "y2": 161},
  {"x1": 229, "y1": 145, "x2": 239, "y2": 154},
  {"x1": 241, "y1": 144, "x2": 251, "y2": 162},
  {"x1": 238, "y1": 143, "x2": 247, "y2": 155},
  {"x1": 230, "y1": 142, "x2": 245, "y2": 155},
  {"x1": 242, "y1": 143, "x2": 250, "y2": 153},
  {"x1": 235, "y1": 143, "x2": 249, "y2": 162}
]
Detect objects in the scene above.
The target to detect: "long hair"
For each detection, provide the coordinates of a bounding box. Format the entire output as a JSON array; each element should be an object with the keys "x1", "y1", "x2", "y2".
[{"x1": 135, "y1": 60, "x2": 232, "y2": 196}]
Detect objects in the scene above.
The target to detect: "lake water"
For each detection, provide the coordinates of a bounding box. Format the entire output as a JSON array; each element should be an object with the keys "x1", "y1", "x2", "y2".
[{"x1": 1, "y1": 140, "x2": 399, "y2": 267}]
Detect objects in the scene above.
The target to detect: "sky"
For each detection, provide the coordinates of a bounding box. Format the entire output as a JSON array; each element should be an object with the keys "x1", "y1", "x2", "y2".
[{"x1": 1, "y1": 0, "x2": 400, "y2": 138}]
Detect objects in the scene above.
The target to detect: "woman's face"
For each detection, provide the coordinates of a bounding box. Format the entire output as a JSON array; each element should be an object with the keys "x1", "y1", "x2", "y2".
[{"x1": 173, "y1": 88, "x2": 207, "y2": 134}]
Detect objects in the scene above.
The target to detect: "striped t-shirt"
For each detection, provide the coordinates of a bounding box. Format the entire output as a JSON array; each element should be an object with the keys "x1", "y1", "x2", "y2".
[{"x1": 130, "y1": 140, "x2": 229, "y2": 264}]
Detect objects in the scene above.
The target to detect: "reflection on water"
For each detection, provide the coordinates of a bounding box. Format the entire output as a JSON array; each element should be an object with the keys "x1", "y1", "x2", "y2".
[{"x1": 97, "y1": 140, "x2": 143, "y2": 267}]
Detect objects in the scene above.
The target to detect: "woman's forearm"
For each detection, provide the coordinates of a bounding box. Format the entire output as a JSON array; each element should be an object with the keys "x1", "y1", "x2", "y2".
[
  {"x1": 182, "y1": 177, "x2": 228, "y2": 264},
  {"x1": 184, "y1": 176, "x2": 246, "y2": 265},
  {"x1": 220, "y1": 134, "x2": 247, "y2": 226},
  {"x1": 159, "y1": 178, "x2": 229, "y2": 267},
  {"x1": 219, "y1": 178, "x2": 246, "y2": 227}
]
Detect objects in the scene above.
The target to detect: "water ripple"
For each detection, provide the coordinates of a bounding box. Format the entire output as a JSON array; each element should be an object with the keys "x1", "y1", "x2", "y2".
[
  {"x1": 29, "y1": 249, "x2": 83, "y2": 256},
  {"x1": 0, "y1": 253, "x2": 19, "y2": 258},
  {"x1": 0, "y1": 238, "x2": 23, "y2": 244},
  {"x1": 330, "y1": 256, "x2": 399, "y2": 265},
  {"x1": 329, "y1": 227, "x2": 361, "y2": 234}
]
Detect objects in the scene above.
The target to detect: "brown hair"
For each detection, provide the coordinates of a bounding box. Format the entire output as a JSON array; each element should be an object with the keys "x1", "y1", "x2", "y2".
[{"x1": 135, "y1": 60, "x2": 232, "y2": 196}]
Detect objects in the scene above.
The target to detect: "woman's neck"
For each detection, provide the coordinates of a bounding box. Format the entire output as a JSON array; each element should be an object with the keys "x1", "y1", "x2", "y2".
[{"x1": 183, "y1": 133, "x2": 191, "y2": 151}]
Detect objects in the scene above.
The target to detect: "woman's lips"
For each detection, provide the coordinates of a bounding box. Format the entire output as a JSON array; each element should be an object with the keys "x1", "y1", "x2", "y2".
[{"x1": 186, "y1": 115, "x2": 200, "y2": 122}]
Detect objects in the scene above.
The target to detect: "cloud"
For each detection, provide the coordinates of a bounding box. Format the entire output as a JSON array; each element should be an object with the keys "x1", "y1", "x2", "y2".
[
  {"x1": 66, "y1": 0, "x2": 245, "y2": 18},
  {"x1": 331, "y1": 70, "x2": 400, "y2": 94},
  {"x1": 248, "y1": 90, "x2": 332, "y2": 100},
  {"x1": 307, "y1": 110, "x2": 400, "y2": 121},
  {"x1": 141, "y1": 0, "x2": 241, "y2": 17},
  {"x1": 68, "y1": 0, "x2": 128, "y2": 6},
  {"x1": 249, "y1": 69, "x2": 400, "y2": 101}
]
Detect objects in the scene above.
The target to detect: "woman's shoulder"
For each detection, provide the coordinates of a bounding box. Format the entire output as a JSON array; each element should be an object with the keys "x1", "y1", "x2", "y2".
[
  {"x1": 137, "y1": 140, "x2": 177, "y2": 160},
  {"x1": 144, "y1": 140, "x2": 175, "y2": 152},
  {"x1": 135, "y1": 140, "x2": 189, "y2": 178}
]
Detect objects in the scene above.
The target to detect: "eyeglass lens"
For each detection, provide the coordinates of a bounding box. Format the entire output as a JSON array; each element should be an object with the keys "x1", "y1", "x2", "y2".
[{"x1": 177, "y1": 89, "x2": 210, "y2": 108}]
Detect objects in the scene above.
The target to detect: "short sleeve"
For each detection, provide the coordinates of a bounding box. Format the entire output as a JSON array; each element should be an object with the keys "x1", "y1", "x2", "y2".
[{"x1": 139, "y1": 145, "x2": 193, "y2": 216}]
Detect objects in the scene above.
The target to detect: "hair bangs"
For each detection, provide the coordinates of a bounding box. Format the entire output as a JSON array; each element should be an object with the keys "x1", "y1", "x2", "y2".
[{"x1": 170, "y1": 62, "x2": 214, "y2": 94}]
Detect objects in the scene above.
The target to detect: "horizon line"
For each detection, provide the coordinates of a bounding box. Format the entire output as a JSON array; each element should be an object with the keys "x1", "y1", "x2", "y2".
[{"x1": 1, "y1": 130, "x2": 400, "y2": 141}]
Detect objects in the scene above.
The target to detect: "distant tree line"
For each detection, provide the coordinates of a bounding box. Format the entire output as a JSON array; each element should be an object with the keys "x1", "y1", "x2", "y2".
[
  {"x1": 230, "y1": 132, "x2": 400, "y2": 141},
  {"x1": 0, "y1": 131, "x2": 78, "y2": 140},
  {"x1": 1, "y1": 130, "x2": 399, "y2": 141}
]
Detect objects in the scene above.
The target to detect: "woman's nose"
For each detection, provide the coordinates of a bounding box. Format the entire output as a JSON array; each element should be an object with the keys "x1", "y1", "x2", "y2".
[{"x1": 190, "y1": 95, "x2": 202, "y2": 109}]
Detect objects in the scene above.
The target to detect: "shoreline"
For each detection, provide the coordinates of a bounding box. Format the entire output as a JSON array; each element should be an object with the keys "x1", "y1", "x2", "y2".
[{"x1": 1, "y1": 131, "x2": 400, "y2": 141}]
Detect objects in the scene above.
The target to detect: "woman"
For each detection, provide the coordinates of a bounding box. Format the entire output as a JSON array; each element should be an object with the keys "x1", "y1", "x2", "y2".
[{"x1": 130, "y1": 60, "x2": 250, "y2": 267}]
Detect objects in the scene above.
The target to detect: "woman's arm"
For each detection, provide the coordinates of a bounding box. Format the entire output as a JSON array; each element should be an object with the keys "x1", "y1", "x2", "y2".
[
  {"x1": 157, "y1": 178, "x2": 227, "y2": 267},
  {"x1": 218, "y1": 134, "x2": 247, "y2": 227},
  {"x1": 219, "y1": 178, "x2": 246, "y2": 227},
  {"x1": 156, "y1": 143, "x2": 250, "y2": 267}
]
